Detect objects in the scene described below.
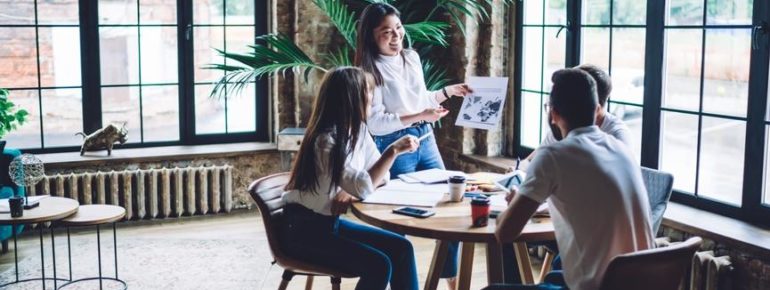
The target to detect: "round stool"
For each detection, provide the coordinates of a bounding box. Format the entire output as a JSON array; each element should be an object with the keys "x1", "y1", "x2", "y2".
[{"x1": 56, "y1": 205, "x2": 126, "y2": 290}]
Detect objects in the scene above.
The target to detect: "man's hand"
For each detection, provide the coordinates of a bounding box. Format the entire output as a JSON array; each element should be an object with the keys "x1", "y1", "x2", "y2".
[
  {"x1": 331, "y1": 191, "x2": 356, "y2": 215},
  {"x1": 505, "y1": 186, "x2": 519, "y2": 204}
]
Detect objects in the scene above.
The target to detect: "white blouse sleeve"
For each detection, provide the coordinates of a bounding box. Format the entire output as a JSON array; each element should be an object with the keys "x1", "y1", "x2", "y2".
[
  {"x1": 367, "y1": 87, "x2": 406, "y2": 136},
  {"x1": 315, "y1": 134, "x2": 377, "y2": 200},
  {"x1": 406, "y1": 50, "x2": 441, "y2": 108}
]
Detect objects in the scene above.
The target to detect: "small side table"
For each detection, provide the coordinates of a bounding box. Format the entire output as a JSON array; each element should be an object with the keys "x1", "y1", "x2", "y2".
[{"x1": 56, "y1": 205, "x2": 126, "y2": 290}]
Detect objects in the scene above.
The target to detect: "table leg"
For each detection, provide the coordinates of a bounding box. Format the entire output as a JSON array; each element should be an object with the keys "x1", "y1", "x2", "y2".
[
  {"x1": 13, "y1": 224, "x2": 18, "y2": 283},
  {"x1": 113, "y1": 223, "x2": 119, "y2": 279},
  {"x1": 97, "y1": 224, "x2": 103, "y2": 290},
  {"x1": 456, "y1": 242, "x2": 475, "y2": 290},
  {"x1": 513, "y1": 242, "x2": 534, "y2": 284},
  {"x1": 51, "y1": 226, "x2": 58, "y2": 289},
  {"x1": 424, "y1": 240, "x2": 449, "y2": 290},
  {"x1": 67, "y1": 227, "x2": 72, "y2": 281},
  {"x1": 39, "y1": 226, "x2": 45, "y2": 289},
  {"x1": 485, "y1": 242, "x2": 504, "y2": 284}
]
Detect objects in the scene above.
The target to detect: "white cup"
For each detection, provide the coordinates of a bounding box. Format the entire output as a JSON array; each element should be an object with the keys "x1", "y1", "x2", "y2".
[{"x1": 448, "y1": 176, "x2": 466, "y2": 202}]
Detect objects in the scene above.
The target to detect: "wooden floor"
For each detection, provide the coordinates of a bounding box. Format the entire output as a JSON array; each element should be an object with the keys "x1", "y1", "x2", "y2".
[{"x1": 0, "y1": 210, "x2": 541, "y2": 290}]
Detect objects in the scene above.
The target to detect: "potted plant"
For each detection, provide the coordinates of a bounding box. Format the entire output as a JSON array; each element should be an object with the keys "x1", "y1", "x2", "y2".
[{"x1": 0, "y1": 88, "x2": 29, "y2": 150}]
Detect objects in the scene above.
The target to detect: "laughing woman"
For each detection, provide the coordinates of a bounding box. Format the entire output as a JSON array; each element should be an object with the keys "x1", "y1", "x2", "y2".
[
  {"x1": 282, "y1": 67, "x2": 420, "y2": 290},
  {"x1": 354, "y1": 3, "x2": 472, "y2": 289}
]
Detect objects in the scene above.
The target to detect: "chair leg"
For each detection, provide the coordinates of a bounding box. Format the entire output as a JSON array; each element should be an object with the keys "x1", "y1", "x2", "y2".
[
  {"x1": 331, "y1": 276, "x2": 341, "y2": 290},
  {"x1": 1, "y1": 240, "x2": 8, "y2": 254},
  {"x1": 279, "y1": 270, "x2": 295, "y2": 290},
  {"x1": 305, "y1": 275, "x2": 314, "y2": 290},
  {"x1": 537, "y1": 250, "x2": 555, "y2": 283}
]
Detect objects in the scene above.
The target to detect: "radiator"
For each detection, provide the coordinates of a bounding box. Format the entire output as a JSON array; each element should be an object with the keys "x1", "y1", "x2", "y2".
[
  {"x1": 26, "y1": 165, "x2": 233, "y2": 220},
  {"x1": 689, "y1": 250, "x2": 732, "y2": 290}
]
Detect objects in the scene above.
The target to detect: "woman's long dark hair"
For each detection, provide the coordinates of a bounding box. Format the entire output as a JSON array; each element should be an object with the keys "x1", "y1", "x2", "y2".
[
  {"x1": 285, "y1": 67, "x2": 373, "y2": 192},
  {"x1": 354, "y1": 3, "x2": 401, "y2": 86}
]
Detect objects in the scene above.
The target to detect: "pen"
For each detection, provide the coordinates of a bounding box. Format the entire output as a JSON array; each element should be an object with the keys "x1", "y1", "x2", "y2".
[
  {"x1": 515, "y1": 157, "x2": 521, "y2": 170},
  {"x1": 417, "y1": 132, "x2": 433, "y2": 142}
]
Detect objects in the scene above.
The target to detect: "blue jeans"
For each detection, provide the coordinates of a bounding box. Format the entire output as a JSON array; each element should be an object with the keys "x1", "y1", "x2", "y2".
[
  {"x1": 373, "y1": 123, "x2": 458, "y2": 278},
  {"x1": 373, "y1": 123, "x2": 446, "y2": 177},
  {"x1": 282, "y1": 204, "x2": 419, "y2": 290}
]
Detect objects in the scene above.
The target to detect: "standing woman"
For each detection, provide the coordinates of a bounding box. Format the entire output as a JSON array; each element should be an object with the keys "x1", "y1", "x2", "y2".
[
  {"x1": 355, "y1": 3, "x2": 472, "y2": 177},
  {"x1": 355, "y1": 3, "x2": 471, "y2": 289},
  {"x1": 282, "y1": 67, "x2": 420, "y2": 290}
]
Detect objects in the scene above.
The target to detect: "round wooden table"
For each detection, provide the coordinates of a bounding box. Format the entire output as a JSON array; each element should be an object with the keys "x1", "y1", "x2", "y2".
[
  {"x1": 57, "y1": 205, "x2": 127, "y2": 290},
  {"x1": 0, "y1": 196, "x2": 80, "y2": 289},
  {"x1": 352, "y1": 198, "x2": 555, "y2": 290}
]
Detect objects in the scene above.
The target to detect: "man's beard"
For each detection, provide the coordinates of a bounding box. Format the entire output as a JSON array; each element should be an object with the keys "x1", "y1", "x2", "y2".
[{"x1": 549, "y1": 114, "x2": 563, "y2": 141}]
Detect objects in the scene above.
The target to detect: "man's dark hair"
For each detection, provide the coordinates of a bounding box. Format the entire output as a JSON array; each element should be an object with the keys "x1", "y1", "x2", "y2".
[
  {"x1": 550, "y1": 68, "x2": 598, "y2": 129},
  {"x1": 576, "y1": 64, "x2": 612, "y2": 107}
]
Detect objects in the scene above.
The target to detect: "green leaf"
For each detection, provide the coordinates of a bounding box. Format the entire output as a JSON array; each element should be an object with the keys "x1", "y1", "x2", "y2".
[
  {"x1": 354, "y1": 0, "x2": 393, "y2": 3},
  {"x1": 206, "y1": 34, "x2": 327, "y2": 99},
  {"x1": 313, "y1": 0, "x2": 358, "y2": 49},
  {"x1": 433, "y1": 0, "x2": 514, "y2": 36},
  {"x1": 324, "y1": 48, "x2": 353, "y2": 67},
  {"x1": 403, "y1": 21, "x2": 449, "y2": 47},
  {"x1": 422, "y1": 59, "x2": 451, "y2": 91},
  {"x1": 0, "y1": 89, "x2": 28, "y2": 139}
]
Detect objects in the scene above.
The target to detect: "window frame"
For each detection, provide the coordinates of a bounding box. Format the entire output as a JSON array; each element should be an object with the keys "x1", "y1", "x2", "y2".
[
  {"x1": 3, "y1": 0, "x2": 269, "y2": 154},
  {"x1": 513, "y1": 0, "x2": 770, "y2": 225}
]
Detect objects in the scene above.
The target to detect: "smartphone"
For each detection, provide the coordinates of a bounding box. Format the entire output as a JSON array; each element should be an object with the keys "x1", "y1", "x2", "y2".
[
  {"x1": 392, "y1": 207, "x2": 435, "y2": 218},
  {"x1": 489, "y1": 209, "x2": 502, "y2": 219}
]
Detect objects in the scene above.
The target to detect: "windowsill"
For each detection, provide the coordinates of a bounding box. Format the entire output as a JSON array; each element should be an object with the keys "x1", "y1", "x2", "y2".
[
  {"x1": 37, "y1": 142, "x2": 278, "y2": 168},
  {"x1": 461, "y1": 154, "x2": 770, "y2": 259}
]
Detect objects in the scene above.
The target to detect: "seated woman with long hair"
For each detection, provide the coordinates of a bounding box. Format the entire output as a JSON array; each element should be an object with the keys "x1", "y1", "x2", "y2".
[{"x1": 281, "y1": 67, "x2": 420, "y2": 290}]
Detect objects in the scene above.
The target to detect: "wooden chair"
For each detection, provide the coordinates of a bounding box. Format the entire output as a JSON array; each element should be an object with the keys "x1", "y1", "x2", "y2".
[
  {"x1": 248, "y1": 172, "x2": 355, "y2": 290},
  {"x1": 599, "y1": 236, "x2": 702, "y2": 290}
]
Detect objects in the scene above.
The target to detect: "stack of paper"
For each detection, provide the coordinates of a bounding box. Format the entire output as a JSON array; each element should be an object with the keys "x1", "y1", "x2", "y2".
[
  {"x1": 362, "y1": 180, "x2": 447, "y2": 207},
  {"x1": 397, "y1": 168, "x2": 469, "y2": 184}
]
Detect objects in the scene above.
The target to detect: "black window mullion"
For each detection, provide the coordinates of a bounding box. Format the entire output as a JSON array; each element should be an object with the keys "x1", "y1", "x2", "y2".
[
  {"x1": 513, "y1": 0, "x2": 525, "y2": 157},
  {"x1": 692, "y1": 1, "x2": 709, "y2": 197},
  {"x1": 136, "y1": 0, "x2": 144, "y2": 143},
  {"x1": 255, "y1": 0, "x2": 269, "y2": 142},
  {"x1": 33, "y1": 0, "x2": 44, "y2": 148},
  {"x1": 80, "y1": 0, "x2": 102, "y2": 135},
  {"x1": 743, "y1": 0, "x2": 770, "y2": 220},
  {"x1": 565, "y1": 0, "x2": 581, "y2": 67},
  {"x1": 178, "y1": 0, "x2": 194, "y2": 144},
  {"x1": 640, "y1": 0, "x2": 665, "y2": 169}
]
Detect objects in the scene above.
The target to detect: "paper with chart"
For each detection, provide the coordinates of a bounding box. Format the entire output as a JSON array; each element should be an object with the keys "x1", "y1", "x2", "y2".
[{"x1": 455, "y1": 76, "x2": 509, "y2": 130}]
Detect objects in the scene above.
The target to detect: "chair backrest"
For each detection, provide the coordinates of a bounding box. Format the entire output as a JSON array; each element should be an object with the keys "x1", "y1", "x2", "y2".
[
  {"x1": 599, "y1": 236, "x2": 702, "y2": 290},
  {"x1": 641, "y1": 167, "x2": 674, "y2": 233},
  {"x1": 247, "y1": 172, "x2": 292, "y2": 263}
]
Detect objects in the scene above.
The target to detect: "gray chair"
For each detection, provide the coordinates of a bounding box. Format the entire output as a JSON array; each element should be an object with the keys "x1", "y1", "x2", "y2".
[
  {"x1": 599, "y1": 237, "x2": 702, "y2": 290},
  {"x1": 641, "y1": 167, "x2": 675, "y2": 234}
]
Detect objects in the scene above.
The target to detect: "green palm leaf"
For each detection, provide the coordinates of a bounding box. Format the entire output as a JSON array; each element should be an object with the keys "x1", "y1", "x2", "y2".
[
  {"x1": 403, "y1": 21, "x2": 449, "y2": 47},
  {"x1": 206, "y1": 34, "x2": 326, "y2": 98},
  {"x1": 431, "y1": 0, "x2": 514, "y2": 36},
  {"x1": 314, "y1": 0, "x2": 358, "y2": 48},
  {"x1": 324, "y1": 48, "x2": 353, "y2": 67},
  {"x1": 422, "y1": 59, "x2": 451, "y2": 91}
]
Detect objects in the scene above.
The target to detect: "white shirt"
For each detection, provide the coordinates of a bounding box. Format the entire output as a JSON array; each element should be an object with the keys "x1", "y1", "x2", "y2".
[
  {"x1": 541, "y1": 112, "x2": 632, "y2": 147},
  {"x1": 518, "y1": 126, "x2": 654, "y2": 290},
  {"x1": 282, "y1": 127, "x2": 388, "y2": 216},
  {"x1": 367, "y1": 50, "x2": 440, "y2": 136}
]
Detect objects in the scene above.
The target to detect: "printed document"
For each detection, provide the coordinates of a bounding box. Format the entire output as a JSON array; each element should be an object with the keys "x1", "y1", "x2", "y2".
[{"x1": 455, "y1": 76, "x2": 509, "y2": 130}]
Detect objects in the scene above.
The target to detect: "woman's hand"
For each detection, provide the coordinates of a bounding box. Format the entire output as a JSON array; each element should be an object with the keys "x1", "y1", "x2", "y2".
[
  {"x1": 388, "y1": 135, "x2": 419, "y2": 156},
  {"x1": 420, "y1": 106, "x2": 449, "y2": 123},
  {"x1": 444, "y1": 83, "x2": 473, "y2": 98},
  {"x1": 331, "y1": 190, "x2": 356, "y2": 215}
]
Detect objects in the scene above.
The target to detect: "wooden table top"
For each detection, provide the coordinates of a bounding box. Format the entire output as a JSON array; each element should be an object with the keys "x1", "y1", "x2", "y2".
[
  {"x1": 0, "y1": 196, "x2": 79, "y2": 225},
  {"x1": 58, "y1": 205, "x2": 126, "y2": 226},
  {"x1": 351, "y1": 198, "x2": 555, "y2": 243}
]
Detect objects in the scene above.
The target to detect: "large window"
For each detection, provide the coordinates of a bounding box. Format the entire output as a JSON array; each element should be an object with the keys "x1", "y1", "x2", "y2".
[
  {"x1": 0, "y1": 0, "x2": 268, "y2": 152},
  {"x1": 514, "y1": 0, "x2": 770, "y2": 224}
]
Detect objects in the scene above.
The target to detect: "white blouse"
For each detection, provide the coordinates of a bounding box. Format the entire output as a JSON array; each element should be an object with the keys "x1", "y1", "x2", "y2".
[
  {"x1": 282, "y1": 126, "x2": 389, "y2": 216},
  {"x1": 367, "y1": 50, "x2": 440, "y2": 136}
]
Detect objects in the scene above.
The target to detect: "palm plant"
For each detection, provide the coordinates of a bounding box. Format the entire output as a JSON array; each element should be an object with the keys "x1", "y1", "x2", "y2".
[
  {"x1": 207, "y1": 0, "x2": 511, "y2": 98},
  {"x1": 0, "y1": 88, "x2": 29, "y2": 139}
]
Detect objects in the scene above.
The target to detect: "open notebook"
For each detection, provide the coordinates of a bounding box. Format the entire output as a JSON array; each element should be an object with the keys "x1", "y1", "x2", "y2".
[
  {"x1": 397, "y1": 168, "x2": 469, "y2": 184},
  {"x1": 362, "y1": 180, "x2": 447, "y2": 207}
]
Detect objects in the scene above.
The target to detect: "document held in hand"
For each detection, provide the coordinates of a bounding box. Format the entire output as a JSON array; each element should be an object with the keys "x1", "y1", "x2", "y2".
[{"x1": 455, "y1": 76, "x2": 510, "y2": 130}]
